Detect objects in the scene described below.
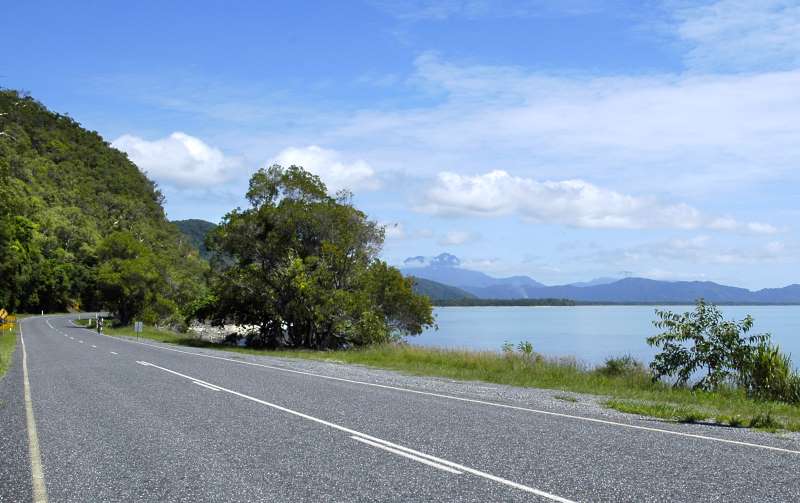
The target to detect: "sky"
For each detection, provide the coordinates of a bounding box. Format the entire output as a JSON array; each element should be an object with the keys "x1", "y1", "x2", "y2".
[{"x1": 4, "y1": 0, "x2": 800, "y2": 289}]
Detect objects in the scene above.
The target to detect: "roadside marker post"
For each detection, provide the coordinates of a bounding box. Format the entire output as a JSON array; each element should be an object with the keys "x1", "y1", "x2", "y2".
[
  {"x1": 0, "y1": 309, "x2": 14, "y2": 334},
  {"x1": 134, "y1": 321, "x2": 143, "y2": 340}
]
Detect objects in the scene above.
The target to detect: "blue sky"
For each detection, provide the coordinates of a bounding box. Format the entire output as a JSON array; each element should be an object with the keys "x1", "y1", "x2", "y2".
[{"x1": 5, "y1": 0, "x2": 800, "y2": 289}]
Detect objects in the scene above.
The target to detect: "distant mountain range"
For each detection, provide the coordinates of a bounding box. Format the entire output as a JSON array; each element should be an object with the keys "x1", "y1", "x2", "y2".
[{"x1": 402, "y1": 253, "x2": 800, "y2": 304}]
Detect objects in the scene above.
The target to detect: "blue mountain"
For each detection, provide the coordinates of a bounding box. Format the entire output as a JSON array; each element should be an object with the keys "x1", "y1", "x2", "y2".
[{"x1": 402, "y1": 254, "x2": 800, "y2": 303}]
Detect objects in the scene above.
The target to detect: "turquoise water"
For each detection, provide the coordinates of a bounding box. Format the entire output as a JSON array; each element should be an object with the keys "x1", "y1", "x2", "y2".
[{"x1": 412, "y1": 306, "x2": 800, "y2": 367}]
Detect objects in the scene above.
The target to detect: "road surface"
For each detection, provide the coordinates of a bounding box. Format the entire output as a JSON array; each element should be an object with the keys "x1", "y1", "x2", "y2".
[{"x1": 2, "y1": 314, "x2": 799, "y2": 502}]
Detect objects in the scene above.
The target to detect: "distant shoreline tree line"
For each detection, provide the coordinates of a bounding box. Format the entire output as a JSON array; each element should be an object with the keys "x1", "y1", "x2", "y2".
[
  {"x1": 432, "y1": 298, "x2": 576, "y2": 307},
  {"x1": 0, "y1": 89, "x2": 433, "y2": 349}
]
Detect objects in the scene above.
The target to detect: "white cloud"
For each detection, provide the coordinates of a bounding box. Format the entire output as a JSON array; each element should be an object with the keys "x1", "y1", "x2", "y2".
[
  {"x1": 419, "y1": 170, "x2": 776, "y2": 233},
  {"x1": 676, "y1": 0, "x2": 800, "y2": 72},
  {"x1": 384, "y1": 222, "x2": 407, "y2": 240},
  {"x1": 437, "y1": 230, "x2": 479, "y2": 245},
  {"x1": 112, "y1": 132, "x2": 235, "y2": 188},
  {"x1": 382, "y1": 222, "x2": 434, "y2": 241},
  {"x1": 334, "y1": 53, "x2": 800, "y2": 196},
  {"x1": 273, "y1": 145, "x2": 380, "y2": 193}
]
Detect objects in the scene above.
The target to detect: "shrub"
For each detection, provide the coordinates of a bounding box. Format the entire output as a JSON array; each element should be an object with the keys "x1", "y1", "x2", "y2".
[
  {"x1": 743, "y1": 343, "x2": 800, "y2": 404},
  {"x1": 597, "y1": 355, "x2": 646, "y2": 377},
  {"x1": 517, "y1": 340, "x2": 534, "y2": 357},
  {"x1": 647, "y1": 299, "x2": 769, "y2": 390}
]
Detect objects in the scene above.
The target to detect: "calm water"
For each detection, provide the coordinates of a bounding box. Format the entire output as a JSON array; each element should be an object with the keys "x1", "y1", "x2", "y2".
[{"x1": 412, "y1": 306, "x2": 800, "y2": 367}]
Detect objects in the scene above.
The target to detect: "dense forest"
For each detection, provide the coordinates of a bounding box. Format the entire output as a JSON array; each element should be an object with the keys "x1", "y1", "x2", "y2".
[{"x1": 0, "y1": 89, "x2": 207, "y2": 324}]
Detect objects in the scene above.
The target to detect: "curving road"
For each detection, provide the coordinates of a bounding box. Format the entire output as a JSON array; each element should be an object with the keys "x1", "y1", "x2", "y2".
[{"x1": 2, "y1": 314, "x2": 799, "y2": 502}]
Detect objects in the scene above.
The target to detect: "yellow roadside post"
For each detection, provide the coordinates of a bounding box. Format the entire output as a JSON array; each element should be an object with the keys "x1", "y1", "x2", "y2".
[{"x1": 0, "y1": 308, "x2": 10, "y2": 334}]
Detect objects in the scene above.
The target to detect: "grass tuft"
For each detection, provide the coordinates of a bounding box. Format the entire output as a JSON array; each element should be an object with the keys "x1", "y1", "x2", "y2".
[{"x1": 0, "y1": 323, "x2": 19, "y2": 379}]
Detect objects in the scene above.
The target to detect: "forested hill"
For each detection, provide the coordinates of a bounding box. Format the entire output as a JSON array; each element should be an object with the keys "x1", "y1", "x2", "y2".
[
  {"x1": 0, "y1": 89, "x2": 206, "y2": 320},
  {"x1": 173, "y1": 219, "x2": 217, "y2": 260},
  {"x1": 410, "y1": 277, "x2": 475, "y2": 301}
]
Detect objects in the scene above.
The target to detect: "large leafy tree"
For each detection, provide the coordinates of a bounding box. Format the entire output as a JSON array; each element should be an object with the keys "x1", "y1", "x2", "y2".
[{"x1": 206, "y1": 165, "x2": 433, "y2": 349}]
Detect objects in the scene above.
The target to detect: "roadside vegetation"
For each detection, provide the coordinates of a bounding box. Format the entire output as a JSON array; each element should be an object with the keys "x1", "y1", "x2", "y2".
[{"x1": 0, "y1": 321, "x2": 19, "y2": 378}]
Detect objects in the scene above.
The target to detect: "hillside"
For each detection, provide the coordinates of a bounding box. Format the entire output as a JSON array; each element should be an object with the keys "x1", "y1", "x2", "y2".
[
  {"x1": 173, "y1": 219, "x2": 217, "y2": 260},
  {"x1": 0, "y1": 89, "x2": 206, "y2": 319},
  {"x1": 410, "y1": 277, "x2": 475, "y2": 301}
]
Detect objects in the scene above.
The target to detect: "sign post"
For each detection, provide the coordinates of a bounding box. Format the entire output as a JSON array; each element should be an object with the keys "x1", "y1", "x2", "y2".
[
  {"x1": 134, "y1": 321, "x2": 143, "y2": 340},
  {"x1": 0, "y1": 309, "x2": 15, "y2": 334}
]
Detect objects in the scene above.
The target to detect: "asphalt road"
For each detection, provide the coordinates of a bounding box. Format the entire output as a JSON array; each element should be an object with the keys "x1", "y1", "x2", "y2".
[{"x1": 2, "y1": 314, "x2": 799, "y2": 502}]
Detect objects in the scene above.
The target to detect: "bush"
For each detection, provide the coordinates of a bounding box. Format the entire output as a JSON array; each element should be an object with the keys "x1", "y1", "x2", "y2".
[
  {"x1": 647, "y1": 300, "x2": 800, "y2": 403},
  {"x1": 597, "y1": 355, "x2": 646, "y2": 377},
  {"x1": 647, "y1": 299, "x2": 769, "y2": 390},
  {"x1": 743, "y1": 343, "x2": 800, "y2": 404}
]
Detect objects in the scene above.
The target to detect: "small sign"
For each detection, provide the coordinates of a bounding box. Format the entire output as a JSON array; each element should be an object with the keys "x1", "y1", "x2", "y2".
[
  {"x1": 0, "y1": 308, "x2": 7, "y2": 321},
  {"x1": 134, "y1": 321, "x2": 143, "y2": 333}
]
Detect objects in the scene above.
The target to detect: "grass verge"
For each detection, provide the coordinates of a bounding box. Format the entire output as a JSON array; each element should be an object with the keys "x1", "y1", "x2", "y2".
[
  {"x1": 0, "y1": 320, "x2": 20, "y2": 378},
  {"x1": 99, "y1": 323, "x2": 800, "y2": 432}
]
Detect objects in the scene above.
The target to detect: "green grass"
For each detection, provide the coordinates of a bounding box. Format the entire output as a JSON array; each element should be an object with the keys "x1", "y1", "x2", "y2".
[
  {"x1": 100, "y1": 323, "x2": 800, "y2": 432},
  {"x1": 0, "y1": 320, "x2": 20, "y2": 378}
]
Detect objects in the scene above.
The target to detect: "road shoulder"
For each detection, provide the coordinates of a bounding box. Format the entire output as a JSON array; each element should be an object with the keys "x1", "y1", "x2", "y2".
[{"x1": 0, "y1": 330, "x2": 33, "y2": 502}]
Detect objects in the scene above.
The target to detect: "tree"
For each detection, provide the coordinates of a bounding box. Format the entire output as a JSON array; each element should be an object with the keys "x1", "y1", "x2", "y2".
[
  {"x1": 206, "y1": 165, "x2": 433, "y2": 349},
  {"x1": 647, "y1": 300, "x2": 769, "y2": 390},
  {"x1": 95, "y1": 232, "x2": 163, "y2": 325}
]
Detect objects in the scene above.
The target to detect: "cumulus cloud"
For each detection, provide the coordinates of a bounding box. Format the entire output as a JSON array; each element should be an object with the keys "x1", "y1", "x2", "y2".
[
  {"x1": 419, "y1": 170, "x2": 776, "y2": 233},
  {"x1": 273, "y1": 145, "x2": 380, "y2": 193},
  {"x1": 112, "y1": 132, "x2": 235, "y2": 188}
]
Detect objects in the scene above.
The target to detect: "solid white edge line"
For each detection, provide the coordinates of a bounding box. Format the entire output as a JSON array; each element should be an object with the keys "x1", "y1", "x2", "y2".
[
  {"x1": 138, "y1": 360, "x2": 572, "y2": 502},
  {"x1": 67, "y1": 318, "x2": 800, "y2": 455},
  {"x1": 349, "y1": 436, "x2": 462, "y2": 474},
  {"x1": 20, "y1": 321, "x2": 49, "y2": 503}
]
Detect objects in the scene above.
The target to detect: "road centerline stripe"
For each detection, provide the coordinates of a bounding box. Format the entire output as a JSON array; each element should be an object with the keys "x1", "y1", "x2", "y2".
[
  {"x1": 20, "y1": 322, "x2": 49, "y2": 503},
  {"x1": 137, "y1": 360, "x2": 573, "y2": 502}
]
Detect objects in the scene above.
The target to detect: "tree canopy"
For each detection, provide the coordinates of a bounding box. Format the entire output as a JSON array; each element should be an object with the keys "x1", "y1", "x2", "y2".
[
  {"x1": 204, "y1": 165, "x2": 434, "y2": 349},
  {"x1": 0, "y1": 89, "x2": 206, "y2": 323}
]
